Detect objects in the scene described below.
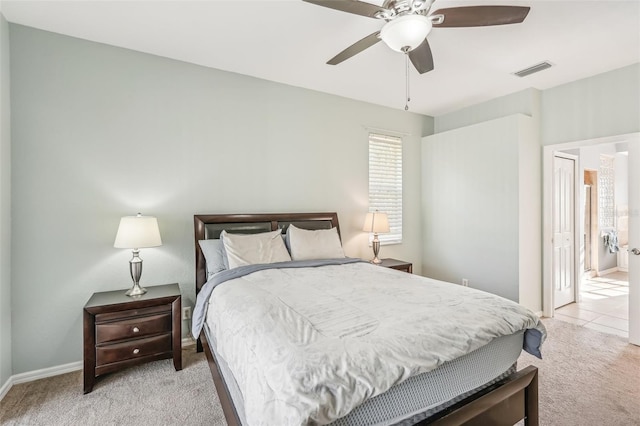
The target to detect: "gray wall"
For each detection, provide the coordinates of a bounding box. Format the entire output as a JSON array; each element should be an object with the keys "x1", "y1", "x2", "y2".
[
  {"x1": 9, "y1": 24, "x2": 433, "y2": 374},
  {"x1": 434, "y1": 63, "x2": 640, "y2": 147},
  {"x1": 422, "y1": 114, "x2": 540, "y2": 310},
  {"x1": 426, "y1": 64, "x2": 639, "y2": 316},
  {"x1": 542, "y1": 63, "x2": 640, "y2": 146},
  {"x1": 426, "y1": 88, "x2": 544, "y2": 312},
  {"x1": 0, "y1": 12, "x2": 12, "y2": 388},
  {"x1": 434, "y1": 88, "x2": 540, "y2": 134}
]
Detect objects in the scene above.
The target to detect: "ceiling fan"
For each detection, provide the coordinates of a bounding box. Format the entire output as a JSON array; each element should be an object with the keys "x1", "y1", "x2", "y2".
[{"x1": 303, "y1": 0, "x2": 530, "y2": 74}]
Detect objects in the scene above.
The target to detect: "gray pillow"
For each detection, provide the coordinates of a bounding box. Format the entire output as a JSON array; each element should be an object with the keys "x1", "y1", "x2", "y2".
[{"x1": 198, "y1": 239, "x2": 228, "y2": 278}]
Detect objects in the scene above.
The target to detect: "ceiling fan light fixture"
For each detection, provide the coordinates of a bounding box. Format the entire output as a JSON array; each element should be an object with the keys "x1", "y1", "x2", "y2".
[
  {"x1": 375, "y1": 10, "x2": 392, "y2": 20},
  {"x1": 412, "y1": 0, "x2": 426, "y2": 10},
  {"x1": 380, "y1": 14, "x2": 432, "y2": 53}
]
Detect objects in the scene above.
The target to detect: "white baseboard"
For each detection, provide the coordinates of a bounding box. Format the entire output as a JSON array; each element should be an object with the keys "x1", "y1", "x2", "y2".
[
  {"x1": 597, "y1": 267, "x2": 619, "y2": 276},
  {"x1": 0, "y1": 337, "x2": 196, "y2": 401},
  {"x1": 0, "y1": 376, "x2": 12, "y2": 401},
  {"x1": 0, "y1": 360, "x2": 82, "y2": 402},
  {"x1": 13, "y1": 360, "x2": 83, "y2": 385}
]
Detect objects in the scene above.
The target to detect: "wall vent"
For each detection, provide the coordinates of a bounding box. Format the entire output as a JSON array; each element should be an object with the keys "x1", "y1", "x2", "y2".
[{"x1": 513, "y1": 61, "x2": 553, "y2": 77}]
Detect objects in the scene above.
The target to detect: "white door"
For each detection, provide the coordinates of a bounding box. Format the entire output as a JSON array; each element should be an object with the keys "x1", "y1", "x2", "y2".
[
  {"x1": 628, "y1": 139, "x2": 639, "y2": 345},
  {"x1": 553, "y1": 155, "x2": 576, "y2": 309}
]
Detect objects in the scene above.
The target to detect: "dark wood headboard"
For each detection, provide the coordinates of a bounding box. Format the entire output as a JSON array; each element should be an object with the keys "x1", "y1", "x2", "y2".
[{"x1": 194, "y1": 212, "x2": 340, "y2": 293}]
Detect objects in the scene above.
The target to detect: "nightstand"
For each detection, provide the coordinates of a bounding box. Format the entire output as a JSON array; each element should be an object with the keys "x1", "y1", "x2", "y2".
[
  {"x1": 83, "y1": 283, "x2": 182, "y2": 394},
  {"x1": 378, "y1": 258, "x2": 413, "y2": 273}
]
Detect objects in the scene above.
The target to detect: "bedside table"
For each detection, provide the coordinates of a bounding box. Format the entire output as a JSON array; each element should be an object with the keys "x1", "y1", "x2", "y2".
[
  {"x1": 83, "y1": 283, "x2": 182, "y2": 394},
  {"x1": 378, "y1": 258, "x2": 413, "y2": 273}
]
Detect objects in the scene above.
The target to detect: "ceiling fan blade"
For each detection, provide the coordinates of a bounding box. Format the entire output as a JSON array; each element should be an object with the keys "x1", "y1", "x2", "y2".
[
  {"x1": 408, "y1": 39, "x2": 434, "y2": 74},
  {"x1": 327, "y1": 31, "x2": 382, "y2": 65},
  {"x1": 432, "y1": 6, "x2": 530, "y2": 27},
  {"x1": 302, "y1": 0, "x2": 387, "y2": 19}
]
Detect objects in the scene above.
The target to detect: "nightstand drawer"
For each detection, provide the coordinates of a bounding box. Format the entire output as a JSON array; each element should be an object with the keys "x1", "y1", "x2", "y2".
[
  {"x1": 96, "y1": 333, "x2": 172, "y2": 366},
  {"x1": 95, "y1": 305, "x2": 170, "y2": 323},
  {"x1": 96, "y1": 313, "x2": 172, "y2": 344}
]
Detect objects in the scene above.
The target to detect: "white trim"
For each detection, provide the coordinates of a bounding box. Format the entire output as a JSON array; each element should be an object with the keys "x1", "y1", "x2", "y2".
[
  {"x1": 0, "y1": 360, "x2": 83, "y2": 401},
  {"x1": 597, "y1": 267, "x2": 619, "y2": 276},
  {"x1": 0, "y1": 376, "x2": 12, "y2": 401},
  {"x1": 543, "y1": 145, "x2": 553, "y2": 317},
  {"x1": 12, "y1": 361, "x2": 83, "y2": 386},
  {"x1": 0, "y1": 337, "x2": 196, "y2": 401}
]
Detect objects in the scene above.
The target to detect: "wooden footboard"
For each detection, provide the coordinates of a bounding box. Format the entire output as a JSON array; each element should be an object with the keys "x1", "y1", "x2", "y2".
[
  {"x1": 424, "y1": 365, "x2": 539, "y2": 426},
  {"x1": 199, "y1": 328, "x2": 538, "y2": 426}
]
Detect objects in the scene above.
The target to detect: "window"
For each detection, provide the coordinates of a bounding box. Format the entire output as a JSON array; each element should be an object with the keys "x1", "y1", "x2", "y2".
[
  {"x1": 368, "y1": 133, "x2": 402, "y2": 244},
  {"x1": 599, "y1": 154, "x2": 615, "y2": 229}
]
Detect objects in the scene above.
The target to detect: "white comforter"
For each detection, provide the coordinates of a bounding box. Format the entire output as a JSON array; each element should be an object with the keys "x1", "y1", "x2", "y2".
[{"x1": 206, "y1": 262, "x2": 544, "y2": 425}]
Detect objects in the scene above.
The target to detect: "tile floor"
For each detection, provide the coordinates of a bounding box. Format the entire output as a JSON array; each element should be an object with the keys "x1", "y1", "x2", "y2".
[{"x1": 555, "y1": 271, "x2": 629, "y2": 338}]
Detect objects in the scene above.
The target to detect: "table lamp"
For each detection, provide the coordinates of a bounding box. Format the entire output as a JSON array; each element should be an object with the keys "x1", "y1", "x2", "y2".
[
  {"x1": 363, "y1": 211, "x2": 390, "y2": 264},
  {"x1": 114, "y1": 213, "x2": 162, "y2": 296}
]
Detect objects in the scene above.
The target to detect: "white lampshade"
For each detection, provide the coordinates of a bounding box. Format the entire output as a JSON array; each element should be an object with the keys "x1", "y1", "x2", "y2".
[
  {"x1": 363, "y1": 212, "x2": 390, "y2": 234},
  {"x1": 380, "y1": 14, "x2": 433, "y2": 52},
  {"x1": 114, "y1": 214, "x2": 162, "y2": 249}
]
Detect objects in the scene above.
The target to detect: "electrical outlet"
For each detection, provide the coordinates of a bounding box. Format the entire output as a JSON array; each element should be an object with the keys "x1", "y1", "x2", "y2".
[
  {"x1": 462, "y1": 278, "x2": 469, "y2": 287},
  {"x1": 182, "y1": 306, "x2": 192, "y2": 320}
]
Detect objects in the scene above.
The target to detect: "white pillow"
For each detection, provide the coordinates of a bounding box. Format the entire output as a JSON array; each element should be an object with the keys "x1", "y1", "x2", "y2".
[
  {"x1": 221, "y1": 229, "x2": 291, "y2": 269},
  {"x1": 287, "y1": 225, "x2": 345, "y2": 261}
]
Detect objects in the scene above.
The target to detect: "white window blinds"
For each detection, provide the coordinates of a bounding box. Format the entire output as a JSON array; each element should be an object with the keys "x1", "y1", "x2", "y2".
[{"x1": 368, "y1": 133, "x2": 402, "y2": 245}]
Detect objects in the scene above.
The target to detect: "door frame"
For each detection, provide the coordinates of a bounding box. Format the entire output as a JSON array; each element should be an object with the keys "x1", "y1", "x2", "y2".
[
  {"x1": 542, "y1": 132, "x2": 638, "y2": 318},
  {"x1": 629, "y1": 139, "x2": 639, "y2": 345},
  {"x1": 550, "y1": 152, "x2": 580, "y2": 310}
]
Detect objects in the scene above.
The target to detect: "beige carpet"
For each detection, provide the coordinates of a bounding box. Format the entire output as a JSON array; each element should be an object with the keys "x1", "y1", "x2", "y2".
[
  {"x1": 1, "y1": 319, "x2": 639, "y2": 425},
  {"x1": 0, "y1": 347, "x2": 225, "y2": 425},
  {"x1": 518, "y1": 318, "x2": 640, "y2": 426}
]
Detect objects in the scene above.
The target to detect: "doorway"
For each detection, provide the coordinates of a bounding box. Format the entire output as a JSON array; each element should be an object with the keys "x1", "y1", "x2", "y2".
[
  {"x1": 558, "y1": 164, "x2": 629, "y2": 338},
  {"x1": 543, "y1": 132, "x2": 639, "y2": 346}
]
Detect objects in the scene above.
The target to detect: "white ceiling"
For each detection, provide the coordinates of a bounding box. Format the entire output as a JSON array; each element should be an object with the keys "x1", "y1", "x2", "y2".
[{"x1": 2, "y1": 0, "x2": 639, "y2": 116}]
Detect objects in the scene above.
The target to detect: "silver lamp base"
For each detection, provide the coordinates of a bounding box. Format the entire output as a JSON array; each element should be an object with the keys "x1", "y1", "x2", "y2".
[
  {"x1": 126, "y1": 281, "x2": 147, "y2": 297},
  {"x1": 370, "y1": 234, "x2": 382, "y2": 264},
  {"x1": 126, "y1": 249, "x2": 147, "y2": 297}
]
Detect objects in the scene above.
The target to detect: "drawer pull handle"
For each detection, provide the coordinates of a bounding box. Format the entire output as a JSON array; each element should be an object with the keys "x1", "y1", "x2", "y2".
[
  {"x1": 133, "y1": 348, "x2": 140, "y2": 355},
  {"x1": 132, "y1": 327, "x2": 140, "y2": 333}
]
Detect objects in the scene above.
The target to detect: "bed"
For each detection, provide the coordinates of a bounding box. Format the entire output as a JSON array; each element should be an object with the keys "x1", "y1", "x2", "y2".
[{"x1": 192, "y1": 212, "x2": 544, "y2": 425}]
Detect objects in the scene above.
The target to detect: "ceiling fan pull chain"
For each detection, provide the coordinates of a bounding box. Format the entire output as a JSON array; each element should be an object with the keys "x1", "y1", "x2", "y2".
[{"x1": 405, "y1": 53, "x2": 410, "y2": 111}]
